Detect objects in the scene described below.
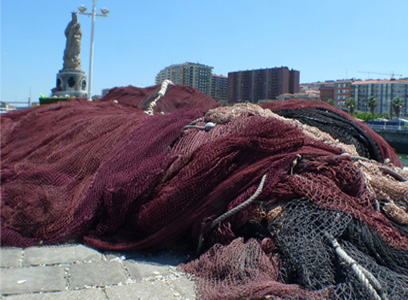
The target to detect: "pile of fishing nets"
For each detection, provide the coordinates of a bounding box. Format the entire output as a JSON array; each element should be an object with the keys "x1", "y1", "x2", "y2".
[
  {"x1": 100, "y1": 82, "x2": 220, "y2": 113},
  {"x1": 1, "y1": 84, "x2": 407, "y2": 299}
]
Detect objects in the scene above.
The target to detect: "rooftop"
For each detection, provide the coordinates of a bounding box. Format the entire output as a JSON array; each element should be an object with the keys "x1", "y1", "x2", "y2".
[{"x1": 352, "y1": 79, "x2": 408, "y2": 85}]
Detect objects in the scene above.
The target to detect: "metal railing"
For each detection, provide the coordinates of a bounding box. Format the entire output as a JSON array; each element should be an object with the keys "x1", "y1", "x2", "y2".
[{"x1": 368, "y1": 124, "x2": 408, "y2": 132}]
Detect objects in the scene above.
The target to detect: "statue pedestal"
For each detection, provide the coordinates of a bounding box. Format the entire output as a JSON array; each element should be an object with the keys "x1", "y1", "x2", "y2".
[{"x1": 52, "y1": 69, "x2": 87, "y2": 98}]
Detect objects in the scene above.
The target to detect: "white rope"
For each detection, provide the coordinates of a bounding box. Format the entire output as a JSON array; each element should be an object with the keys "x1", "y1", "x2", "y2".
[
  {"x1": 145, "y1": 80, "x2": 174, "y2": 115},
  {"x1": 347, "y1": 154, "x2": 373, "y2": 162},
  {"x1": 184, "y1": 122, "x2": 216, "y2": 132},
  {"x1": 324, "y1": 232, "x2": 388, "y2": 300},
  {"x1": 290, "y1": 154, "x2": 302, "y2": 175},
  {"x1": 196, "y1": 174, "x2": 267, "y2": 254},
  {"x1": 211, "y1": 174, "x2": 267, "y2": 229}
]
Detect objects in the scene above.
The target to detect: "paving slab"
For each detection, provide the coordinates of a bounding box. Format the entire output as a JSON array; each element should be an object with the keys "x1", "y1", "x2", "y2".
[
  {"x1": 0, "y1": 243, "x2": 197, "y2": 299},
  {"x1": 24, "y1": 244, "x2": 101, "y2": 266},
  {"x1": 170, "y1": 276, "x2": 196, "y2": 299},
  {"x1": 68, "y1": 260, "x2": 128, "y2": 288},
  {"x1": 0, "y1": 265, "x2": 66, "y2": 295},
  {"x1": 106, "y1": 280, "x2": 182, "y2": 300},
  {"x1": 2, "y1": 288, "x2": 107, "y2": 300},
  {"x1": 0, "y1": 248, "x2": 23, "y2": 268},
  {"x1": 122, "y1": 260, "x2": 173, "y2": 280}
]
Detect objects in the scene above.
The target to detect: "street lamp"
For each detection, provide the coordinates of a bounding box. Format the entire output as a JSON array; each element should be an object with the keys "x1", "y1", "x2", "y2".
[{"x1": 77, "y1": 1, "x2": 109, "y2": 101}]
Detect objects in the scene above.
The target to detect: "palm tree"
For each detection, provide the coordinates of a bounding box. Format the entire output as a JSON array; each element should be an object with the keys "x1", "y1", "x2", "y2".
[
  {"x1": 367, "y1": 96, "x2": 377, "y2": 122},
  {"x1": 346, "y1": 98, "x2": 356, "y2": 115},
  {"x1": 391, "y1": 97, "x2": 404, "y2": 128}
]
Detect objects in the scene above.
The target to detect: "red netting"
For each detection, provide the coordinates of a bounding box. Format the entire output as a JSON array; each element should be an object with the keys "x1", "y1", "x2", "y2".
[
  {"x1": 1, "y1": 85, "x2": 216, "y2": 247},
  {"x1": 181, "y1": 238, "x2": 331, "y2": 300},
  {"x1": 1, "y1": 99, "x2": 148, "y2": 245},
  {"x1": 2, "y1": 94, "x2": 407, "y2": 299},
  {"x1": 100, "y1": 84, "x2": 220, "y2": 113}
]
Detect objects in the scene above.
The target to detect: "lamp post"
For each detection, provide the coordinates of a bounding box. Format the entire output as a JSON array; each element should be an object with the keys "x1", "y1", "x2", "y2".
[{"x1": 78, "y1": 1, "x2": 109, "y2": 101}]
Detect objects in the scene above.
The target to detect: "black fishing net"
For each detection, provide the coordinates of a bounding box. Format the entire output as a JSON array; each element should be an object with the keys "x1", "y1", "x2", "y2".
[
  {"x1": 274, "y1": 107, "x2": 383, "y2": 162},
  {"x1": 266, "y1": 198, "x2": 408, "y2": 300}
]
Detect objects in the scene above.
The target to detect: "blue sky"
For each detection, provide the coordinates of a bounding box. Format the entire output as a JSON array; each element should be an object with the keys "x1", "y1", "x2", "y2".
[{"x1": 1, "y1": 0, "x2": 408, "y2": 104}]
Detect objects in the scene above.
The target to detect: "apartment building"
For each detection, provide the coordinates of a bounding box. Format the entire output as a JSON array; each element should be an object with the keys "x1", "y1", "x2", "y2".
[
  {"x1": 155, "y1": 62, "x2": 213, "y2": 95},
  {"x1": 319, "y1": 83, "x2": 335, "y2": 102},
  {"x1": 227, "y1": 67, "x2": 300, "y2": 103},
  {"x1": 210, "y1": 74, "x2": 228, "y2": 102},
  {"x1": 334, "y1": 80, "x2": 353, "y2": 107},
  {"x1": 352, "y1": 79, "x2": 408, "y2": 117}
]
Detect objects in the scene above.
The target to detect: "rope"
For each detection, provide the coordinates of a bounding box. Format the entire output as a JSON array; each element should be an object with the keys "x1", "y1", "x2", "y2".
[
  {"x1": 324, "y1": 232, "x2": 388, "y2": 300},
  {"x1": 166, "y1": 117, "x2": 206, "y2": 152},
  {"x1": 183, "y1": 117, "x2": 205, "y2": 129},
  {"x1": 373, "y1": 198, "x2": 380, "y2": 211},
  {"x1": 377, "y1": 165, "x2": 407, "y2": 182},
  {"x1": 348, "y1": 154, "x2": 373, "y2": 162},
  {"x1": 290, "y1": 154, "x2": 302, "y2": 175},
  {"x1": 145, "y1": 80, "x2": 174, "y2": 115},
  {"x1": 184, "y1": 122, "x2": 216, "y2": 132},
  {"x1": 211, "y1": 174, "x2": 267, "y2": 229},
  {"x1": 348, "y1": 154, "x2": 406, "y2": 182}
]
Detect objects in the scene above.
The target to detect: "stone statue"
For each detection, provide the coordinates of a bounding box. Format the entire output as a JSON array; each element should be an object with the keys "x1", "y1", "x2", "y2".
[
  {"x1": 63, "y1": 12, "x2": 82, "y2": 70},
  {"x1": 52, "y1": 12, "x2": 87, "y2": 98}
]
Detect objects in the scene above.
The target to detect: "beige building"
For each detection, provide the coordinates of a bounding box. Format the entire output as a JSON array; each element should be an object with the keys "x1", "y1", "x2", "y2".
[
  {"x1": 155, "y1": 62, "x2": 213, "y2": 95},
  {"x1": 351, "y1": 79, "x2": 408, "y2": 117}
]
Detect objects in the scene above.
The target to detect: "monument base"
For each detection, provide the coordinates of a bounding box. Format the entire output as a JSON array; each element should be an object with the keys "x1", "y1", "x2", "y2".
[{"x1": 52, "y1": 69, "x2": 87, "y2": 98}]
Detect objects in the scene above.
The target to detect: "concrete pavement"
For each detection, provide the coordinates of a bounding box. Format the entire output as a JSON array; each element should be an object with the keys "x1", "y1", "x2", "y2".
[{"x1": 0, "y1": 243, "x2": 196, "y2": 299}]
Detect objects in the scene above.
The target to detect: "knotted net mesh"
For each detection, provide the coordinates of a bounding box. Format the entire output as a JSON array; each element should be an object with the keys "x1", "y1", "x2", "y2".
[{"x1": 1, "y1": 91, "x2": 407, "y2": 299}]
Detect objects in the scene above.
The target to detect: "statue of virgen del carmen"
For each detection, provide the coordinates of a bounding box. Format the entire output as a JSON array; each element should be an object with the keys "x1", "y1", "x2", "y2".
[{"x1": 52, "y1": 12, "x2": 87, "y2": 98}]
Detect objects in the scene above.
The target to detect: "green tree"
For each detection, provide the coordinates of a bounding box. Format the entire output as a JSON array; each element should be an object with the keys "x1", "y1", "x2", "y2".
[
  {"x1": 346, "y1": 98, "x2": 356, "y2": 115},
  {"x1": 354, "y1": 112, "x2": 384, "y2": 122},
  {"x1": 327, "y1": 99, "x2": 334, "y2": 106},
  {"x1": 391, "y1": 97, "x2": 404, "y2": 127},
  {"x1": 366, "y1": 96, "x2": 377, "y2": 122}
]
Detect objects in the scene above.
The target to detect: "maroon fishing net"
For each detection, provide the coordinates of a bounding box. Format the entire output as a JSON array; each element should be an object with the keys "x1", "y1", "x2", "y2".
[
  {"x1": 1, "y1": 88, "x2": 407, "y2": 299},
  {"x1": 100, "y1": 84, "x2": 220, "y2": 113}
]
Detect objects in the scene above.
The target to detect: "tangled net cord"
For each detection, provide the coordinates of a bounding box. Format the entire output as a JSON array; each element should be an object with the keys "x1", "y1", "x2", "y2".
[
  {"x1": 173, "y1": 105, "x2": 406, "y2": 299},
  {"x1": 324, "y1": 232, "x2": 387, "y2": 300},
  {"x1": 348, "y1": 154, "x2": 407, "y2": 182},
  {"x1": 204, "y1": 152, "x2": 405, "y2": 300},
  {"x1": 347, "y1": 153, "x2": 408, "y2": 227}
]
